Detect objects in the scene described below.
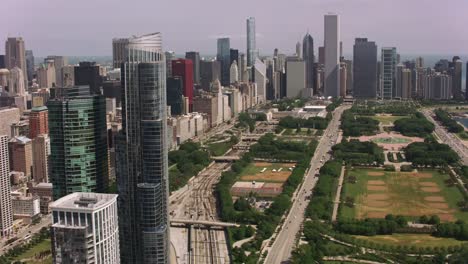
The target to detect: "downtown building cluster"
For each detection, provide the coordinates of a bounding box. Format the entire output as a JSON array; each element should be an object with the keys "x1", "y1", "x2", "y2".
[{"x1": 0, "y1": 13, "x2": 467, "y2": 264}]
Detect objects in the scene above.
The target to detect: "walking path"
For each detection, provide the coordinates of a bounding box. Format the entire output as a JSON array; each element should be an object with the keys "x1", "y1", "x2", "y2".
[{"x1": 331, "y1": 166, "x2": 345, "y2": 222}]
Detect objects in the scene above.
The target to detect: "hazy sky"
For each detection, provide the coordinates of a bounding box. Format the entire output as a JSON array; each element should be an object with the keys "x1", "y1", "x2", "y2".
[{"x1": 2, "y1": 0, "x2": 467, "y2": 57}]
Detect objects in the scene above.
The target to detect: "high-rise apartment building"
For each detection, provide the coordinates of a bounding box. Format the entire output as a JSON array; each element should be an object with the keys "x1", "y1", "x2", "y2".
[
  {"x1": 51, "y1": 192, "x2": 120, "y2": 263},
  {"x1": 230, "y1": 61, "x2": 239, "y2": 83},
  {"x1": 116, "y1": 33, "x2": 169, "y2": 263},
  {"x1": 185, "y1": 51, "x2": 200, "y2": 84},
  {"x1": 247, "y1": 17, "x2": 256, "y2": 68},
  {"x1": 381, "y1": 47, "x2": 397, "y2": 99},
  {"x1": 32, "y1": 134, "x2": 50, "y2": 183},
  {"x1": 324, "y1": 14, "x2": 341, "y2": 97},
  {"x1": 172, "y1": 59, "x2": 194, "y2": 111},
  {"x1": 254, "y1": 58, "x2": 267, "y2": 103},
  {"x1": 318, "y1": 46, "x2": 325, "y2": 65},
  {"x1": 353, "y1": 38, "x2": 377, "y2": 98},
  {"x1": 303, "y1": 33, "x2": 315, "y2": 92},
  {"x1": 5, "y1": 37, "x2": 28, "y2": 87},
  {"x1": 29, "y1": 106, "x2": 49, "y2": 139},
  {"x1": 217, "y1": 38, "x2": 231, "y2": 86},
  {"x1": 112, "y1": 38, "x2": 129, "y2": 69},
  {"x1": 48, "y1": 85, "x2": 108, "y2": 199},
  {"x1": 9, "y1": 136, "x2": 32, "y2": 179},
  {"x1": 165, "y1": 51, "x2": 175, "y2": 78},
  {"x1": 0, "y1": 135, "x2": 13, "y2": 237},
  {"x1": 25, "y1": 50, "x2": 34, "y2": 82}
]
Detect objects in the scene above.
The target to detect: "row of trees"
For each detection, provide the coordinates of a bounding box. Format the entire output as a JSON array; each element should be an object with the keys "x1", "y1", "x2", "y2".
[
  {"x1": 341, "y1": 110, "x2": 379, "y2": 136},
  {"x1": 278, "y1": 116, "x2": 329, "y2": 130},
  {"x1": 434, "y1": 108, "x2": 465, "y2": 133},
  {"x1": 433, "y1": 221, "x2": 468, "y2": 240},
  {"x1": 393, "y1": 112, "x2": 435, "y2": 137},
  {"x1": 332, "y1": 139, "x2": 385, "y2": 165},
  {"x1": 350, "y1": 101, "x2": 417, "y2": 116},
  {"x1": 326, "y1": 97, "x2": 343, "y2": 112},
  {"x1": 0, "y1": 227, "x2": 50, "y2": 263},
  {"x1": 305, "y1": 160, "x2": 342, "y2": 220},
  {"x1": 249, "y1": 133, "x2": 317, "y2": 161},
  {"x1": 404, "y1": 141, "x2": 460, "y2": 167},
  {"x1": 168, "y1": 141, "x2": 210, "y2": 191},
  {"x1": 335, "y1": 215, "x2": 408, "y2": 236}
]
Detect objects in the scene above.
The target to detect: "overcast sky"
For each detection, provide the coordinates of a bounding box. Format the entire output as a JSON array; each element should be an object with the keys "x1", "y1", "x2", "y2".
[{"x1": 2, "y1": 0, "x2": 467, "y2": 57}]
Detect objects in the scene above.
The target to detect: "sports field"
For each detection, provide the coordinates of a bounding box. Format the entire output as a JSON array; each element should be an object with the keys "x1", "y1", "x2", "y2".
[
  {"x1": 340, "y1": 168, "x2": 468, "y2": 222},
  {"x1": 239, "y1": 162, "x2": 295, "y2": 183}
]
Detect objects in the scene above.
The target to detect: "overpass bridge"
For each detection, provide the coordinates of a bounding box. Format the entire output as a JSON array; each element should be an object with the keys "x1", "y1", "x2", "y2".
[
  {"x1": 170, "y1": 219, "x2": 240, "y2": 227},
  {"x1": 212, "y1": 156, "x2": 241, "y2": 162}
]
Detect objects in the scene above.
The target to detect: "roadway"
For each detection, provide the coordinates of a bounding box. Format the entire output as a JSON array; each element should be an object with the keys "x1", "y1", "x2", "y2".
[
  {"x1": 421, "y1": 109, "x2": 468, "y2": 165},
  {"x1": 264, "y1": 105, "x2": 350, "y2": 264},
  {"x1": 0, "y1": 216, "x2": 51, "y2": 255}
]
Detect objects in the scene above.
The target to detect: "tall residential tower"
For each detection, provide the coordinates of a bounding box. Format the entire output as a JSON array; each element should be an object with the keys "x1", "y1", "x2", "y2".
[
  {"x1": 353, "y1": 38, "x2": 377, "y2": 98},
  {"x1": 116, "y1": 33, "x2": 169, "y2": 263},
  {"x1": 247, "y1": 17, "x2": 257, "y2": 68}
]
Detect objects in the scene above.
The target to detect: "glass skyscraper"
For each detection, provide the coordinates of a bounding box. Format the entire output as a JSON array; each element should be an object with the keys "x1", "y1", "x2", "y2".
[
  {"x1": 353, "y1": 38, "x2": 378, "y2": 98},
  {"x1": 246, "y1": 17, "x2": 256, "y2": 68},
  {"x1": 302, "y1": 33, "x2": 315, "y2": 92},
  {"x1": 48, "y1": 85, "x2": 109, "y2": 200},
  {"x1": 381, "y1": 47, "x2": 397, "y2": 99},
  {"x1": 217, "y1": 37, "x2": 231, "y2": 86},
  {"x1": 116, "y1": 32, "x2": 169, "y2": 263}
]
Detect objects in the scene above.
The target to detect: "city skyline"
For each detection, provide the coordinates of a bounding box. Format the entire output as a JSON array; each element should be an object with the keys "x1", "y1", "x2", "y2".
[{"x1": 1, "y1": 0, "x2": 467, "y2": 56}]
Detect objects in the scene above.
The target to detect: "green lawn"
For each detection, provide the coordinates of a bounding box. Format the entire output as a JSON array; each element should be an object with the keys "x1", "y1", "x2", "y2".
[
  {"x1": 339, "y1": 168, "x2": 468, "y2": 221},
  {"x1": 354, "y1": 233, "x2": 467, "y2": 248},
  {"x1": 370, "y1": 115, "x2": 408, "y2": 125},
  {"x1": 207, "y1": 141, "x2": 233, "y2": 156},
  {"x1": 13, "y1": 239, "x2": 52, "y2": 263}
]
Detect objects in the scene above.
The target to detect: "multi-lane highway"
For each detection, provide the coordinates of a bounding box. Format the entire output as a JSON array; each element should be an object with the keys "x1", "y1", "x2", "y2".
[
  {"x1": 421, "y1": 109, "x2": 468, "y2": 165},
  {"x1": 264, "y1": 105, "x2": 349, "y2": 264}
]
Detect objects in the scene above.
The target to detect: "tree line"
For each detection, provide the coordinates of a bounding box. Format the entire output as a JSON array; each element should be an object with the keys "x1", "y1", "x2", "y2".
[
  {"x1": 434, "y1": 108, "x2": 464, "y2": 133},
  {"x1": 393, "y1": 112, "x2": 435, "y2": 137},
  {"x1": 404, "y1": 141, "x2": 459, "y2": 167},
  {"x1": 332, "y1": 139, "x2": 385, "y2": 166},
  {"x1": 341, "y1": 110, "x2": 379, "y2": 136}
]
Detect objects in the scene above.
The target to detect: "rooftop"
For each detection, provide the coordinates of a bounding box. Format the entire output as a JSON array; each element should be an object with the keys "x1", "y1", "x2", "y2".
[{"x1": 50, "y1": 192, "x2": 117, "y2": 211}]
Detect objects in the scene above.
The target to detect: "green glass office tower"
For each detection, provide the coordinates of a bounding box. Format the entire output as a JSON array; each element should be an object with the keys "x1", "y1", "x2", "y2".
[{"x1": 48, "y1": 85, "x2": 108, "y2": 199}]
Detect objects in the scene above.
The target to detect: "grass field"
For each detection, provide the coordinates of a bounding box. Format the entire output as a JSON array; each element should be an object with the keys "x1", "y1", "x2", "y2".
[
  {"x1": 340, "y1": 168, "x2": 468, "y2": 221},
  {"x1": 13, "y1": 239, "x2": 52, "y2": 263},
  {"x1": 354, "y1": 234, "x2": 467, "y2": 247},
  {"x1": 370, "y1": 115, "x2": 408, "y2": 125},
  {"x1": 371, "y1": 137, "x2": 411, "y2": 144},
  {"x1": 239, "y1": 162, "x2": 295, "y2": 183}
]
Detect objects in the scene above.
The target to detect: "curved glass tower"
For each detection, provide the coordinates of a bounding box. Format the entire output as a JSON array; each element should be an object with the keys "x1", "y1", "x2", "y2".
[
  {"x1": 116, "y1": 32, "x2": 169, "y2": 263},
  {"x1": 303, "y1": 33, "x2": 315, "y2": 92}
]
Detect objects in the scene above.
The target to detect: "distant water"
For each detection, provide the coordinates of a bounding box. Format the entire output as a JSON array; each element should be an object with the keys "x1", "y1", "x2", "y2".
[{"x1": 455, "y1": 117, "x2": 468, "y2": 129}]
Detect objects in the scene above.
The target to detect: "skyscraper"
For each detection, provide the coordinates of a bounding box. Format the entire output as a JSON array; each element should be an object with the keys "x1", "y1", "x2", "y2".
[
  {"x1": 353, "y1": 38, "x2": 377, "y2": 98},
  {"x1": 318, "y1": 46, "x2": 325, "y2": 65},
  {"x1": 381, "y1": 47, "x2": 397, "y2": 99},
  {"x1": 165, "y1": 51, "x2": 175, "y2": 78},
  {"x1": 185, "y1": 51, "x2": 200, "y2": 84},
  {"x1": 254, "y1": 58, "x2": 267, "y2": 103},
  {"x1": 296, "y1": 41, "x2": 301, "y2": 58},
  {"x1": 9, "y1": 67, "x2": 26, "y2": 96},
  {"x1": 0, "y1": 135, "x2": 13, "y2": 238},
  {"x1": 5, "y1": 37, "x2": 28, "y2": 87},
  {"x1": 285, "y1": 56, "x2": 306, "y2": 98},
  {"x1": 29, "y1": 106, "x2": 49, "y2": 139},
  {"x1": 302, "y1": 33, "x2": 315, "y2": 92},
  {"x1": 217, "y1": 37, "x2": 231, "y2": 86},
  {"x1": 32, "y1": 134, "x2": 50, "y2": 183},
  {"x1": 116, "y1": 33, "x2": 169, "y2": 263},
  {"x1": 25, "y1": 50, "x2": 34, "y2": 83},
  {"x1": 9, "y1": 136, "x2": 33, "y2": 179},
  {"x1": 37, "y1": 60, "x2": 56, "y2": 88},
  {"x1": 74, "y1": 62, "x2": 102, "y2": 94},
  {"x1": 172, "y1": 59, "x2": 194, "y2": 111},
  {"x1": 449, "y1": 56, "x2": 463, "y2": 100},
  {"x1": 50, "y1": 192, "x2": 120, "y2": 263},
  {"x1": 48, "y1": 85, "x2": 108, "y2": 199},
  {"x1": 112, "y1": 38, "x2": 129, "y2": 69},
  {"x1": 200, "y1": 60, "x2": 221, "y2": 91},
  {"x1": 230, "y1": 61, "x2": 239, "y2": 83},
  {"x1": 324, "y1": 14, "x2": 340, "y2": 97},
  {"x1": 247, "y1": 17, "x2": 256, "y2": 67},
  {"x1": 166, "y1": 77, "x2": 184, "y2": 116},
  {"x1": 46, "y1": 56, "x2": 68, "y2": 88},
  {"x1": 230, "y1": 48, "x2": 239, "y2": 72}
]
